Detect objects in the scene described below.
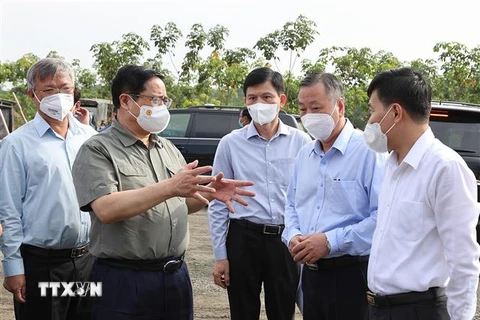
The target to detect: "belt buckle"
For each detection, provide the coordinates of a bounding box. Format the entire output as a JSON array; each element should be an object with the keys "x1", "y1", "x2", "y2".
[
  {"x1": 263, "y1": 224, "x2": 280, "y2": 235},
  {"x1": 306, "y1": 263, "x2": 319, "y2": 271},
  {"x1": 366, "y1": 291, "x2": 378, "y2": 306},
  {"x1": 163, "y1": 259, "x2": 183, "y2": 273},
  {"x1": 71, "y1": 245, "x2": 88, "y2": 258}
]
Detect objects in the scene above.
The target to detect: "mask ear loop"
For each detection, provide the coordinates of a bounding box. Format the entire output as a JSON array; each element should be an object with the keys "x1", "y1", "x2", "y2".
[
  {"x1": 32, "y1": 91, "x2": 41, "y2": 104},
  {"x1": 125, "y1": 95, "x2": 141, "y2": 119},
  {"x1": 379, "y1": 106, "x2": 396, "y2": 135},
  {"x1": 378, "y1": 106, "x2": 393, "y2": 124},
  {"x1": 330, "y1": 101, "x2": 340, "y2": 129}
]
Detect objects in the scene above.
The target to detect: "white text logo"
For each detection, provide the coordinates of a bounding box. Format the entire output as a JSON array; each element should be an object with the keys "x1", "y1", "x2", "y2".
[{"x1": 38, "y1": 282, "x2": 102, "y2": 297}]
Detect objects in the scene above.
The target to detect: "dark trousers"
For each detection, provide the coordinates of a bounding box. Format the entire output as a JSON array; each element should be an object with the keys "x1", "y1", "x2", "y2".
[
  {"x1": 369, "y1": 294, "x2": 449, "y2": 320},
  {"x1": 302, "y1": 259, "x2": 369, "y2": 320},
  {"x1": 90, "y1": 259, "x2": 193, "y2": 320},
  {"x1": 14, "y1": 249, "x2": 93, "y2": 320},
  {"x1": 226, "y1": 219, "x2": 299, "y2": 320}
]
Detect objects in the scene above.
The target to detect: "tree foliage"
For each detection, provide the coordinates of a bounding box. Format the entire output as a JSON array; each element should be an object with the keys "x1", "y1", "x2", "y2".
[
  {"x1": 91, "y1": 32, "x2": 150, "y2": 88},
  {"x1": 255, "y1": 15, "x2": 318, "y2": 108},
  {"x1": 2, "y1": 16, "x2": 480, "y2": 130},
  {"x1": 434, "y1": 42, "x2": 480, "y2": 103}
]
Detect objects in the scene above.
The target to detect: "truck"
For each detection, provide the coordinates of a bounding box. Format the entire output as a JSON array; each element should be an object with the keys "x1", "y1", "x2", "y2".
[
  {"x1": 0, "y1": 98, "x2": 15, "y2": 140},
  {"x1": 79, "y1": 98, "x2": 114, "y2": 131}
]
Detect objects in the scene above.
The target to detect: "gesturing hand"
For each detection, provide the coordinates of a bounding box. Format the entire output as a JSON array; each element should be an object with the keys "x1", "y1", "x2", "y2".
[
  {"x1": 170, "y1": 160, "x2": 255, "y2": 210},
  {"x1": 210, "y1": 172, "x2": 255, "y2": 213},
  {"x1": 171, "y1": 160, "x2": 217, "y2": 204},
  {"x1": 75, "y1": 107, "x2": 91, "y2": 125}
]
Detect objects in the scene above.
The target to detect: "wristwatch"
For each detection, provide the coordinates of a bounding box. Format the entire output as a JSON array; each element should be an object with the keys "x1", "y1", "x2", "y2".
[{"x1": 325, "y1": 238, "x2": 331, "y2": 254}]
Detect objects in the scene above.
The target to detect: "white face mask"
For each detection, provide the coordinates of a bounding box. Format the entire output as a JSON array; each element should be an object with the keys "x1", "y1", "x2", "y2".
[
  {"x1": 128, "y1": 99, "x2": 170, "y2": 133},
  {"x1": 301, "y1": 105, "x2": 337, "y2": 141},
  {"x1": 36, "y1": 93, "x2": 74, "y2": 121},
  {"x1": 363, "y1": 107, "x2": 395, "y2": 153},
  {"x1": 247, "y1": 103, "x2": 278, "y2": 125}
]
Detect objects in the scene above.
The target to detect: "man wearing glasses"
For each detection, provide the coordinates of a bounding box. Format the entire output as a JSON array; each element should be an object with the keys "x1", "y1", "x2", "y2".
[
  {"x1": 71, "y1": 64, "x2": 255, "y2": 319},
  {"x1": 0, "y1": 57, "x2": 95, "y2": 320}
]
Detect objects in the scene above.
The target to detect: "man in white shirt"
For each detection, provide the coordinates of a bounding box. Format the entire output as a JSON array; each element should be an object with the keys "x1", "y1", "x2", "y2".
[{"x1": 364, "y1": 67, "x2": 480, "y2": 320}]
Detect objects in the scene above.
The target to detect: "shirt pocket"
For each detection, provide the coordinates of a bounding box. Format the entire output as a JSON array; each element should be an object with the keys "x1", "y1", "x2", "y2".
[
  {"x1": 271, "y1": 158, "x2": 295, "y2": 186},
  {"x1": 329, "y1": 180, "x2": 358, "y2": 215},
  {"x1": 117, "y1": 164, "x2": 148, "y2": 191},
  {"x1": 391, "y1": 200, "x2": 424, "y2": 241}
]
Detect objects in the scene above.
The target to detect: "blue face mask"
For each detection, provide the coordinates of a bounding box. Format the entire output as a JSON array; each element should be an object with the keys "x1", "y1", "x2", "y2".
[{"x1": 238, "y1": 119, "x2": 244, "y2": 128}]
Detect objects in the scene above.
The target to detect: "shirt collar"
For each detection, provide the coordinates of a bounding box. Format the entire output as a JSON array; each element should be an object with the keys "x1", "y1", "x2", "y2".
[
  {"x1": 111, "y1": 118, "x2": 159, "y2": 147},
  {"x1": 246, "y1": 118, "x2": 290, "y2": 140},
  {"x1": 33, "y1": 112, "x2": 79, "y2": 137},
  {"x1": 398, "y1": 127, "x2": 435, "y2": 169},
  {"x1": 66, "y1": 113, "x2": 80, "y2": 134},
  {"x1": 311, "y1": 119, "x2": 355, "y2": 156}
]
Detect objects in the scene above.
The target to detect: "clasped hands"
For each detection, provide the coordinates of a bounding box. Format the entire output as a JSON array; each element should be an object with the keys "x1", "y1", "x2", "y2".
[
  {"x1": 172, "y1": 160, "x2": 255, "y2": 212},
  {"x1": 289, "y1": 233, "x2": 330, "y2": 264}
]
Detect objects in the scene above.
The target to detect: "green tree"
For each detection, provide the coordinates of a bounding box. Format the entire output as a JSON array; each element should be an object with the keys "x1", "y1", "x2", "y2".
[
  {"x1": 46, "y1": 50, "x2": 64, "y2": 59},
  {"x1": 302, "y1": 46, "x2": 402, "y2": 128},
  {"x1": 91, "y1": 32, "x2": 150, "y2": 87},
  {"x1": 180, "y1": 23, "x2": 208, "y2": 84},
  {"x1": 70, "y1": 58, "x2": 108, "y2": 98},
  {"x1": 0, "y1": 53, "x2": 40, "y2": 126},
  {"x1": 434, "y1": 41, "x2": 480, "y2": 103},
  {"x1": 254, "y1": 15, "x2": 318, "y2": 109},
  {"x1": 150, "y1": 22, "x2": 183, "y2": 78},
  {"x1": 176, "y1": 23, "x2": 256, "y2": 107},
  {"x1": 408, "y1": 58, "x2": 441, "y2": 99}
]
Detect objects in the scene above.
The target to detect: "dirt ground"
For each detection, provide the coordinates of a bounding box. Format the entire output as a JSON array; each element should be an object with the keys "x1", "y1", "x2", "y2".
[
  {"x1": 2, "y1": 209, "x2": 480, "y2": 319},
  {"x1": 0, "y1": 209, "x2": 303, "y2": 319}
]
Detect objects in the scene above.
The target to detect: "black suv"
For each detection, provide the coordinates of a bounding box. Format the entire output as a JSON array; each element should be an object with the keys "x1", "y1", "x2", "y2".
[
  {"x1": 159, "y1": 106, "x2": 301, "y2": 167},
  {"x1": 429, "y1": 101, "x2": 480, "y2": 239}
]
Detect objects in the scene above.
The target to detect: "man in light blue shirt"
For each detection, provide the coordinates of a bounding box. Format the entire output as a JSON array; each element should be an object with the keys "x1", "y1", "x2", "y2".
[
  {"x1": 283, "y1": 72, "x2": 386, "y2": 320},
  {"x1": 0, "y1": 58, "x2": 95, "y2": 320},
  {"x1": 208, "y1": 67, "x2": 312, "y2": 320}
]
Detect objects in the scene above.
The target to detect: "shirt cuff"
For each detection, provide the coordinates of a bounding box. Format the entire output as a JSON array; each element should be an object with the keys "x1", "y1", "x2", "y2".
[
  {"x1": 324, "y1": 229, "x2": 338, "y2": 254},
  {"x1": 213, "y1": 245, "x2": 228, "y2": 261},
  {"x1": 2, "y1": 258, "x2": 25, "y2": 277},
  {"x1": 286, "y1": 228, "x2": 303, "y2": 246}
]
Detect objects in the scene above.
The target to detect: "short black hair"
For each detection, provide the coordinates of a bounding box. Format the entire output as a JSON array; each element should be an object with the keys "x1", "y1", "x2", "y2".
[
  {"x1": 367, "y1": 67, "x2": 432, "y2": 122},
  {"x1": 111, "y1": 65, "x2": 164, "y2": 111},
  {"x1": 74, "y1": 87, "x2": 81, "y2": 104},
  {"x1": 240, "y1": 107, "x2": 252, "y2": 121},
  {"x1": 299, "y1": 72, "x2": 344, "y2": 102},
  {"x1": 242, "y1": 67, "x2": 284, "y2": 96}
]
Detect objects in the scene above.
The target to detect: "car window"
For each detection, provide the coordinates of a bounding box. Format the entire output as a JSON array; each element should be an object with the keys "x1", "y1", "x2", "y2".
[
  {"x1": 430, "y1": 109, "x2": 480, "y2": 156},
  {"x1": 229, "y1": 114, "x2": 242, "y2": 131},
  {"x1": 192, "y1": 113, "x2": 234, "y2": 138},
  {"x1": 160, "y1": 113, "x2": 191, "y2": 137},
  {"x1": 279, "y1": 113, "x2": 297, "y2": 128}
]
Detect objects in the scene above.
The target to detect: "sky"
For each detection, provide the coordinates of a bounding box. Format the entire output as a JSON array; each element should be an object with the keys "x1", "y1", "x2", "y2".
[{"x1": 1, "y1": 0, "x2": 479, "y2": 76}]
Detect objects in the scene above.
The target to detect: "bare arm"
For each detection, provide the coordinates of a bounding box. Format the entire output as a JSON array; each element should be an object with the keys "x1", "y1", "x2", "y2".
[
  {"x1": 91, "y1": 161, "x2": 254, "y2": 223},
  {"x1": 91, "y1": 161, "x2": 216, "y2": 223},
  {"x1": 186, "y1": 172, "x2": 255, "y2": 214}
]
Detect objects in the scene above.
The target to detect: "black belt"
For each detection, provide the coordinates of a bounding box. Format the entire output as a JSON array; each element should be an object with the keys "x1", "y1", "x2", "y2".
[
  {"x1": 230, "y1": 218, "x2": 284, "y2": 236},
  {"x1": 21, "y1": 243, "x2": 89, "y2": 259},
  {"x1": 97, "y1": 255, "x2": 184, "y2": 273},
  {"x1": 306, "y1": 255, "x2": 369, "y2": 271},
  {"x1": 367, "y1": 287, "x2": 446, "y2": 307}
]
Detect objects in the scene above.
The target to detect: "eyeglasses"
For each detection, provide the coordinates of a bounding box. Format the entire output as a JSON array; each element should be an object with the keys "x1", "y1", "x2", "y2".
[
  {"x1": 129, "y1": 94, "x2": 173, "y2": 108},
  {"x1": 35, "y1": 87, "x2": 74, "y2": 96}
]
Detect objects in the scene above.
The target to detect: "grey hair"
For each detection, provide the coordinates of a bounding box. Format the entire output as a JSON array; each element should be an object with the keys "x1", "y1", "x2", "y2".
[
  {"x1": 299, "y1": 72, "x2": 344, "y2": 103},
  {"x1": 26, "y1": 58, "x2": 75, "y2": 90}
]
